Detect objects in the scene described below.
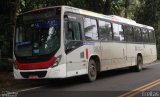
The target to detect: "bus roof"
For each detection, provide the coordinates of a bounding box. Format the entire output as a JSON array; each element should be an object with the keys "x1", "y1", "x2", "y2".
[
  {"x1": 19, "y1": 5, "x2": 154, "y2": 30},
  {"x1": 63, "y1": 6, "x2": 154, "y2": 29},
  {"x1": 135, "y1": 23, "x2": 154, "y2": 30}
]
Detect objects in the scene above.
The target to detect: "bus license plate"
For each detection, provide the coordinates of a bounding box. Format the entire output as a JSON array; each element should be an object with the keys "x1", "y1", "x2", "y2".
[{"x1": 29, "y1": 75, "x2": 39, "y2": 79}]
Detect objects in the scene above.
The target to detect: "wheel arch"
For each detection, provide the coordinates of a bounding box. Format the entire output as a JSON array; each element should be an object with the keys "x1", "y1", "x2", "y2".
[
  {"x1": 137, "y1": 53, "x2": 143, "y2": 64},
  {"x1": 89, "y1": 55, "x2": 101, "y2": 72}
]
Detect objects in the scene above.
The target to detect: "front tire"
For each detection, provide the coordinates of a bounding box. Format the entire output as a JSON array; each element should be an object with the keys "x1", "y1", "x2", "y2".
[{"x1": 87, "y1": 59, "x2": 97, "y2": 82}]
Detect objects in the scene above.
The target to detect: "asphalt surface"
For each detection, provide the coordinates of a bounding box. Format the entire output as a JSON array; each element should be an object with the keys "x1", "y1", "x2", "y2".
[{"x1": 6, "y1": 64, "x2": 160, "y2": 97}]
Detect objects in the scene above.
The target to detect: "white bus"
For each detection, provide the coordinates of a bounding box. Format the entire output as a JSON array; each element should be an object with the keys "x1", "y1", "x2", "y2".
[{"x1": 13, "y1": 6, "x2": 157, "y2": 81}]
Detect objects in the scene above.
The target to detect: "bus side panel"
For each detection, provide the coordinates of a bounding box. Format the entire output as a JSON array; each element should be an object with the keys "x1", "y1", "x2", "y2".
[
  {"x1": 66, "y1": 41, "x2": 101, "y2": 77},
  {"x1": 100, "y1": 42, "x2": 112, "y2": 71},
  {"x1": 126, "y1": 43, "x2": 135, "y2": 66},
  {"x1": 66, "y1": 46, "x2": 87, "y2": 77},
  {"x1": 101, "y1": 42, "x2": 127, "y2": 71},
  {"x1": 143, "y1": 44, "x2": 157, "y2": 64},
  {"x1": 143, "y1": 44, "x2": 151, "y2": 64}
]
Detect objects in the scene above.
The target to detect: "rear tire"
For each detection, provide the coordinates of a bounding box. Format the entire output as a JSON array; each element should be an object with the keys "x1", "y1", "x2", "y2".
[
  {"x1": 86, "y1": 59, "x2": 97, "y2": 82},
  {"x1": 131, "y1": 56, "x2": 143, "y2": 72}
]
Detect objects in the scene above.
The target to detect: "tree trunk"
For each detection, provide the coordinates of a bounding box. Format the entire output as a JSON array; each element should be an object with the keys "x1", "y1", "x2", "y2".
[
  {"x1": 0, "y1": 49, "x2": 1, "y2": 59},
  {"x1": 103, "y1": 0, "x2": 111, "y2": 15},
  {"x1": 125, "y1": 0, "x2": 129, "y2": 18}
]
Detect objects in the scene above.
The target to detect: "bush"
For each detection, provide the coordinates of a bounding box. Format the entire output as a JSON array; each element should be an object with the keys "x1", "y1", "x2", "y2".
[{"x1": 0, "y1": 59, "x2": 13, "y2": 72}]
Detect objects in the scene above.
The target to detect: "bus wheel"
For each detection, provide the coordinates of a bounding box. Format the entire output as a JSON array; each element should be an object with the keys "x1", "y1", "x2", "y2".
[
  {"x1": 87, "y1": 59, "x2": 97, "y2": 82},
  {"x1": 133, "y1": 56, "x2": 143, "y2": 72},
  {"x1": 130, "y1": 56, "x2": 143, "y2": 72}
]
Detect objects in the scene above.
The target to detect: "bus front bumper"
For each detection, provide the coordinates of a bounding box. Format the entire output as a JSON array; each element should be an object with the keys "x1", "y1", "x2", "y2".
[{"x1": 13, "y1": 64, "x2": 66, "y2": 79}]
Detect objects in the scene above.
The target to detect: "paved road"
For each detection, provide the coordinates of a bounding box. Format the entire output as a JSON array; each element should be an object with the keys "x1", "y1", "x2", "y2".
[{"x1": 17, "y1": 64, "x2": 160, "y2": 97}]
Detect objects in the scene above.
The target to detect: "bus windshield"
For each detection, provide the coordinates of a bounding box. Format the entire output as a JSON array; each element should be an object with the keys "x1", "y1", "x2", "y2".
[{"x1": 15, "y1": 19, "x2": 61, "y2": 57}]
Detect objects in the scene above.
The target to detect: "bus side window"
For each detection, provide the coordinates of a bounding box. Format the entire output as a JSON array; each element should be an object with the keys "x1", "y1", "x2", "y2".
[
  {"x1": 112, "y1": 23, "x2": 124, "y2": 41},
  {"x1": 134, "y1": 27, "x2": 142, "y2": 42},
  {"x1": 148, "y1": 30, "x2": 155, "y2": 43},
  {"x1": 124, "y1": 25, "x2": 134, "y2": 42},
  {"x1": 64, "y1": 21, "x2": 82, "y2": 41},
  {"x1": 142, "y1": 29, "x2": 149, "y2": 43},
  {"x1": 64, "y1": 21, "x2": 74, "y2": 41},
  {"x1": 84, "y1": 17, "x2": 98, "y2": 41},
  {"x1": 72, "y1": 22, "x2": 82, "y2": 40},
  {"x1": 64, "y1": 20, "x2": 82, "y2": 53},
  {"x1": 98, "y1": 20, "x2": 112, "y2": 41}
]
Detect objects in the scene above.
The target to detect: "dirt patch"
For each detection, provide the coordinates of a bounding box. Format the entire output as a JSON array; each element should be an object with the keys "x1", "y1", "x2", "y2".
[{"x1": 0, "y1": 72, "x2": 50, "y2": 92}]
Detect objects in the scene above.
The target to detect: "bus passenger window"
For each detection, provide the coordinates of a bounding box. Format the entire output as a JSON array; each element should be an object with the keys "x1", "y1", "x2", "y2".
[
  {"x1": 84, "y1": 18, "x2": 98, "y2": 41},
  {"x1": 134, "y1": 27, "x2": 142, "y2": 42},
  {"x1": 73, "y1": 22, "x2": 82, "y2": 40},
  {"x1": 98, "y1": 20, "x2": 112, "y2": 41},
  {"x1": 142, "y1": 29, "x2": 149, "y2": 43},
  {"x1": 124, "y1": 25, "x2": 134, "y2": 42},
  {"x1": 112, "y1": 23, "x2": 124, "y2": 41},
  {"x1": 148, "y1": 30, "x2": 155, "y2": 43}
]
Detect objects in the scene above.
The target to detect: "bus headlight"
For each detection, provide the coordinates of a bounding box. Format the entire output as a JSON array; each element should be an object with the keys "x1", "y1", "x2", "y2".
[{"x1": 51, "y1": 55, "x2": 62, "y2": 68}]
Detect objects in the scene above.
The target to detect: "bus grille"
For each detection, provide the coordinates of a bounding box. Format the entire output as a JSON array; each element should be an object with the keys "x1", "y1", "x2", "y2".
[{"x1": 20, "y1": 71, "x2": 47, "y2": 78}]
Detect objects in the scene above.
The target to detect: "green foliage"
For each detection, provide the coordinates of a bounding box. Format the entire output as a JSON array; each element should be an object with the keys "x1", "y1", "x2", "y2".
[
  {"x1": 134, "y1": 0, "x2": 160, "y2": 59},
  {"x1": 0, "y1": 26, "x2": 13, "y2": 57},
  {"x1": 0, "y1": 60, "x2": 12, "y2": 72},
  {"x1": 0, "y1": 0, "x2": 160, "y2": 59},
  {"x1": 19, "y1": 0, "x2": 46, "y2": 12}
]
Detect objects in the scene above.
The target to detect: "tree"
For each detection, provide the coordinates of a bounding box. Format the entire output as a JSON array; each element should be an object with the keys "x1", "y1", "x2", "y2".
[
  {"x1": 0, "y1": 0, "x2": 19, "y2": 58},
  {"x1": 0, "y1": 0, "x2": 160, "y2": 59},
  {"x1": 124, "y1": 0, "x2": 129, "y2": 18},
  {"x1": 135, "y1": 0, "x2": 160, "y2": 58},
  {"x1": 103, "y1": 0, "x2": 112, "y2": 15}
]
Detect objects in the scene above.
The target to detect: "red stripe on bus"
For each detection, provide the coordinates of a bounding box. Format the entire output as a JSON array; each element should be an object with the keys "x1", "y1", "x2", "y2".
[
  {"x1": 86, "y1": 48, "x2": 89, "y2": 59},
  {"x1": 16, "y1": 57, "x2": 57, "y2": 70}
]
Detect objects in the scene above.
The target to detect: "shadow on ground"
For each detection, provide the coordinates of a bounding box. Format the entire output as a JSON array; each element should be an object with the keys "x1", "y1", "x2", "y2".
[{"x1": 44, "y1": 67, "x2": 151, "y2": 89}]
